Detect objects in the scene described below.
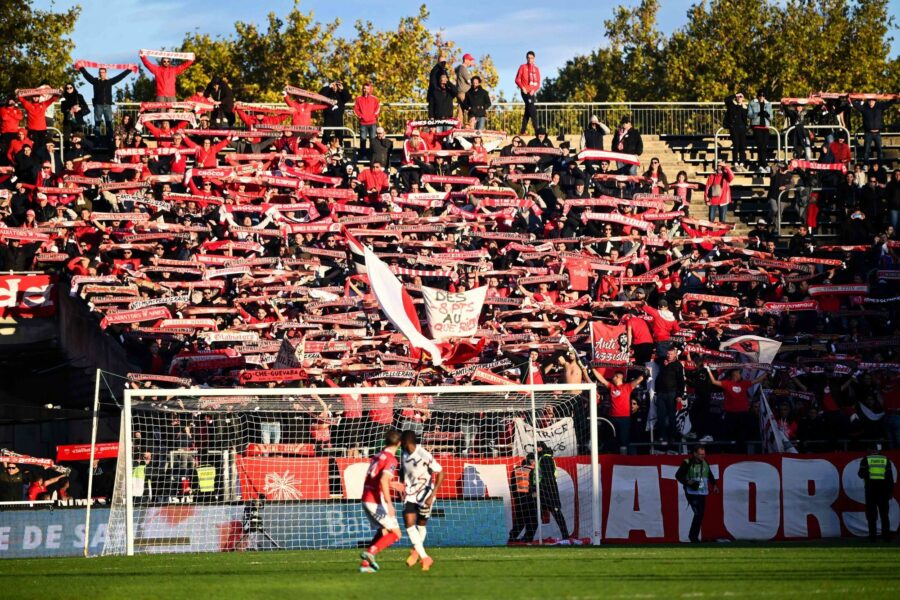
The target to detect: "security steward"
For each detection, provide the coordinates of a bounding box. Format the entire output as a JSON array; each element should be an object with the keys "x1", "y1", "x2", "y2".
[
  {"x1": 524, "y1": 442, "x2": 570, "y2": 541},
  {"x1": 508, "y1": 453, "x2": 535, "y2": 542},
  {"x1": 675, "y1": 445, "x2": 719, "y2": 543},
  {"x1": 858, "y1": 447, "x2": 895, "y2": 542}
]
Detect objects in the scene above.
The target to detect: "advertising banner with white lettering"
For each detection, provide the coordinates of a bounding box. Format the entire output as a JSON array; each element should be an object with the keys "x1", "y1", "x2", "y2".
[
  {"x1": 0, "y1": 274, "x2": 57, "y2": 319},
  {"x1": 422, "y1": 285, "x2": 488, "y2": 340},
  {"x1": 0, "y1": 508, "x2": 109, "y2": 558},
  {"x1": 332, "y1": 452, "x2": 899, "y2": 544},
  {"x1": 2, "y1": 452, "x2": 889, "y2": 557},
  {"x1": 512, "y1": 417, "x2": 578, "y2": 457}
]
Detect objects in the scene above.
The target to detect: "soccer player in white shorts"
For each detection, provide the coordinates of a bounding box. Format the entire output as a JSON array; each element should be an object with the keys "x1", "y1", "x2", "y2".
[
  {"x1": 400, "y1": 430, "x2": 444, "y2": 571},
  {"x1": 359, "y1": 429, "x2": 403, "y2": 573}
]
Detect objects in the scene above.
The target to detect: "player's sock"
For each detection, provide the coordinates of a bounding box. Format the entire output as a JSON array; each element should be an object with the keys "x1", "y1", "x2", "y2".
[
  {"x1": 369, "y1": 531, "x2": 400, "y2": 554},
  {"x1": 406, "y1": 526, "x2": 428, "y2": 559},
  {"x1": 417, "y1": 525, "x2": 427, "y2": 545}
]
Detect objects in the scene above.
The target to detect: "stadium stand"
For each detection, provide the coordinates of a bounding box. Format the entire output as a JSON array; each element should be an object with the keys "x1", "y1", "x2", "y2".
[{"x1": 1, "y1": 47, "x2": 899, "y2": 499}]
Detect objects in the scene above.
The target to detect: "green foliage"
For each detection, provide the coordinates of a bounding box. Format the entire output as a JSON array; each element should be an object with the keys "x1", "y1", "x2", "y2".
[
  {"x1": 542, "y1": 0, "x2": 899, "y2": 102},
  {"x1": 115, "y1": 70, "x2": 157, "y2": 103},
  {"x1": 168, "y1": 2, "x2": 499, "y2": 106},
  {"x1": 0, "y1": 0, "x2": 80, "y2": 94}
]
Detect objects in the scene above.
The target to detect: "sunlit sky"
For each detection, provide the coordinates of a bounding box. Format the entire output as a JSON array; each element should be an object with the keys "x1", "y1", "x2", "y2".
[{"x1": 37, "y1": 0, "x2": 900, "y2": 97}]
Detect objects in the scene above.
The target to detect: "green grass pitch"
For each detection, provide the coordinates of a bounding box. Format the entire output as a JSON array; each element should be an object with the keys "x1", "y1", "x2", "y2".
[{"x1": 2, "y1": 544, "x2": 899, "y2": 599}]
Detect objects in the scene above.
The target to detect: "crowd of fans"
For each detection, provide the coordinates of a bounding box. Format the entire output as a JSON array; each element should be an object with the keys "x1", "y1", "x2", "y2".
[{"x1": 0, "y1": 48, "x2": 899, "y2": 465}]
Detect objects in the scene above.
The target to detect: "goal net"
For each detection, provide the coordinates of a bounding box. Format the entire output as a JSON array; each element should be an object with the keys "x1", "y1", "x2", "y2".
[{"x1": 102, "y1": 384, "x2": 598, "y2": 555}]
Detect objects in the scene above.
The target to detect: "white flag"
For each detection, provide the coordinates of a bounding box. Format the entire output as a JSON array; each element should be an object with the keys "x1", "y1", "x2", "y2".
[{"x1": 365, "y1": 247, "x2": 443, "y2": 366}]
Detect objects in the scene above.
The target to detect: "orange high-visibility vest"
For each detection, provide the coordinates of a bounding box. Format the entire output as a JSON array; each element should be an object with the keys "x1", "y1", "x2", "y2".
[{"x1": 513, "y1": 465, "x2": 532, "y2": 494}]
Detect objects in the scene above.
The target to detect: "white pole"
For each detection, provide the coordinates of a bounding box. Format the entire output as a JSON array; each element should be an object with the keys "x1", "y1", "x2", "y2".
[
  {"x1": 123, "y1": 388, "x2": 135, "y2": 556},
  {"x1": 83, "y1": 368, "x2": 102, "y2": 557},
  {"x1": 588, "y1": 386, "x2": 601, "y2": 545},
  {"x1": 221, "y1": 449, "x2": 231, "y2": 502},
  {"x1": 529, "y1": 362, "x2": 542, "y2": 545}
]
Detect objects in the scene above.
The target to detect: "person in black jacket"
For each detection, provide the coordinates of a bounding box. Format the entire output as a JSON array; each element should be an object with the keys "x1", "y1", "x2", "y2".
[
  {"x1": 426, "y1": 58, "x2": 452, "y2": 118},
  {"x1": 857, "y1": 447, "x2": 895, "y2": 542},
  {"x1": 527, "y1": 127, "x2": 555, "y2": 170},
  {"x1": 655, "y1": 345, "x2": 686, "y2": 444},
  {"x1": 204, "y1": 76, "x2": 235, "y2": 128},
  {"x1": 675, "y1": 446, "x2": 718, "y2": 542},
  {"x1": 318, "y1": 81, "x2": 351, "y2": 142},
  {"x1": 523, "y1": 442, "x2": 569, "y2": 541},
  {"x1": 463, "y1": 76, "x2": 491, "y2": 130},
  {"x1": 428, "y1": 73, "x2": 457, "y2": 122},
  {"x1": 370, "y1": 127, "x2": 393, "y2": 168},
  {"x1": 788, "y1": 224, "x2": 815, "y2": 256},
  {"x1": 78, "y1": 66, "x2": 132, "y2": 139},
  {"x1": 723, "y1": 92, "x2": 749, "y2": 168},
  {"x1": 853, "y1": 96, "x2": 898, "y2": 164},
  {"x1": 60, "y1": 83, "x2": 89, "y2": 138},
  {"x1": 610, "y1": 116, "x2": 643, "y2": 174},
  {"x1": 581, "y1": 115, "x2": 610, "y2": 151}
]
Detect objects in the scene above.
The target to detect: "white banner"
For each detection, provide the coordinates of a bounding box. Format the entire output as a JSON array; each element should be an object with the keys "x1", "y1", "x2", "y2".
[
  {"x1": 513, "y1": 417, "x2": 577, "y2": 457},
  {"x1": 422, "y1": 286, "x2": 488, "y2": 340}
]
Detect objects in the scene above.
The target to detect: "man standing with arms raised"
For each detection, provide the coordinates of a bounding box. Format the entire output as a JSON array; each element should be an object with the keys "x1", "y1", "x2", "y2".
[
  {"x1": 139, "y1": 50, "x2": 194, "y2": 102},
  {"x1": 516, "y1": 51, "x2": 540, "y2": 135},
  {"x1": 78, "y1": 65, "x2": 132, "y2": 141}
]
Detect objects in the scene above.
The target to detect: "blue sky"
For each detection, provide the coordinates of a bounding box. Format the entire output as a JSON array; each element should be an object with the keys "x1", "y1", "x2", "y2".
[{"x1": 37, "y1": 0, "x2": 900, "y2": 98}]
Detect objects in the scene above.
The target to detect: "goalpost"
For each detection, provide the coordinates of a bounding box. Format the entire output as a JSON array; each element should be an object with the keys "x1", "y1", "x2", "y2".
[{"x1": 102, "y1": 383, "x2": 599, "y2": 556}]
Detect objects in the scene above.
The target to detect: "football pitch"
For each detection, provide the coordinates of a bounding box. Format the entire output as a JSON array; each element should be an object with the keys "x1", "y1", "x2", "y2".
[{"x1": 2, "y1": 544, "x2": 899, "y2": 599}]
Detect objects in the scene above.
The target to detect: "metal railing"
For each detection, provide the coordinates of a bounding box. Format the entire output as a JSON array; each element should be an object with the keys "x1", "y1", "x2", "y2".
[
  {"x1": 713, "y1": 125, "x2": 781, "y2": 171},
  {"x1": 853, "y1": 130, "x2": 900, "y2": 162},
  {"x1": 60, "y1": 100, "x2": 900, "y2": 147},
  {"x1": 775, "y1": 186, "x2": 838, "y2": 236},
  {"x1": 105, "y1": 101, "x2": 736, "y2": 137},
  {"x1": 783, "y1": 124, "x2": 851, "y2": 161}
]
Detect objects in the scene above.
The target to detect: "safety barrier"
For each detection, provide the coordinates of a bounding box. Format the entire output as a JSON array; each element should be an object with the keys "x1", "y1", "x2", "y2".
[
  {"x1": 783, "y1": 124, "x2": 851, "y2": 161},
  {"x1": 713, "y1": 125, "x2": 781, "y2": 171},
  {"x1": 61, "y1": 100, "x2": 899, "y2": 141}
]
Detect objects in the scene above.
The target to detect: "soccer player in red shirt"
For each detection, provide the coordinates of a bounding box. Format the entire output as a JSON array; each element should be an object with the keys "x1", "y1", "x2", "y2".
[{"x1": 359, "y1": 429, "x2": 403, "y2": 573}]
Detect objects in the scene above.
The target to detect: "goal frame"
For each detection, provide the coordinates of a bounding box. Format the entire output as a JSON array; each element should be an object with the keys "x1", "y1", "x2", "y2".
[{"x1": 114, "y1": 383, "x2": 599, "y2": 555}]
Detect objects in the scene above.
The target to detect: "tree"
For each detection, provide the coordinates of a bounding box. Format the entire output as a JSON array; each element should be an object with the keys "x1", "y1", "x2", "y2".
[
  {"x1": 542, "y1": 0, "x2": 899, "y2": 102},
  {"x1": 0, "y1": 1, "x2": 80, "y2": 94},
  {"x1": 165, "y1": 2, "x2": 499, "y2": 106},
  {"x1": 540, "y1": 0, "x2": 663, "y2": 102}
]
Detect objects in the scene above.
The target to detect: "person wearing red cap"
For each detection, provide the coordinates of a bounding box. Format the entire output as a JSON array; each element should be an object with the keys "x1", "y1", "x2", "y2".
[{"x1": 455, "y1": 54, "x2": 475, "y2": 123}]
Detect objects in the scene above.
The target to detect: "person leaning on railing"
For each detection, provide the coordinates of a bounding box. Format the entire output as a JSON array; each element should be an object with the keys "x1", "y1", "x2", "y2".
[{"x1": 0, "y1": 461, "x2": 25, "y2": 502}]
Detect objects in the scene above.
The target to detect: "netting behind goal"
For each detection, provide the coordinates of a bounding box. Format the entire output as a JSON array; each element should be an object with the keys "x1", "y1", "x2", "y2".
[{"x1": 102, "y1": 384, "x2": 598, "y2": 555}]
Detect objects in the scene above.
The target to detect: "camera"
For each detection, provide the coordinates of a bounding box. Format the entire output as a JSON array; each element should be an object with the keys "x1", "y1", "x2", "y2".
[{"x1": 243, "y1": 495, "x2": 264, "y2": 532}]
